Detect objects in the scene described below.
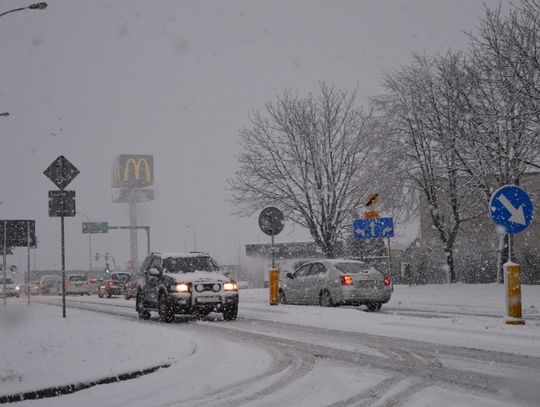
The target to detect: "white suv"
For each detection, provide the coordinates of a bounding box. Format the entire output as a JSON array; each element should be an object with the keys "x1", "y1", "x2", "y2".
[{"x1": 136, "y1": 252, "x2": 239, "y2": 322}]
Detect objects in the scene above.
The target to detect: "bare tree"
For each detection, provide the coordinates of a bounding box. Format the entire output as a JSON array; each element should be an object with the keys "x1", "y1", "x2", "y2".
[
  {"x1": 228, "y1": 83, "x2": 374, "y2": 258},
  {"x1": 457, "y1": 1, "x2": 540, "y2": 281},
  {"x1": 377, "y1": 53, "x2": 480, "y2": 283}
]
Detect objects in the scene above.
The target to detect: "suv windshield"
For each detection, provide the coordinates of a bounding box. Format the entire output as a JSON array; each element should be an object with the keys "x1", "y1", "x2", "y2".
[
  {"x1": 5, "y1": 277, "x2": 14, "y2": 284},
  {"x1": 162, "y1": 256, "x2": 217, "y2": 273},
  {"x1": 335, "y1": 262, "x2": 374, "y2": 274}
]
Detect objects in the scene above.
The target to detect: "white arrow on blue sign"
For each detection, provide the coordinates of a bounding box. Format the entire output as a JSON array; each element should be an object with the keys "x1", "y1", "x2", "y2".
[
  {"x1": 353, "y1": 217, "x2": 394, "y2": 239},
  {"x1": 489, "y1": 185, "x2": 534, "y2": 234}
]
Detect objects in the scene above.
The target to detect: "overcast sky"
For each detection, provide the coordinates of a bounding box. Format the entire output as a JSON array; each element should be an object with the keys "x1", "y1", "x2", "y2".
[{"x1": 0, "y1": 0, "x2": 502, "y2": 271}]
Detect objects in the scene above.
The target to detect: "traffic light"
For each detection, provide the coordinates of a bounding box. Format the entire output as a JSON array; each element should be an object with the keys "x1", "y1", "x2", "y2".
[
  {"x1": 95, "y1": 253, "x2": 100, "y2": 261},
  {"x1": 105, "y1": 262, "x2": 110, "y2": 273}
]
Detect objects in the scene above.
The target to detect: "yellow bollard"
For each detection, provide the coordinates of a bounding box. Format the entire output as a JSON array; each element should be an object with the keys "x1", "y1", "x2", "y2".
[
  {"x1": 504, "y1": 262, "x2": 525, "y2": 325},
  {"x1": 269, "y1": 268, "x2": 280, "y2": 305}
]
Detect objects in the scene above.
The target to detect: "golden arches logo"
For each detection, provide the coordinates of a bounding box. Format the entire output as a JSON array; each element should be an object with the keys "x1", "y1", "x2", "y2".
[
  {"x1": 111, "y1": 155, "x2": 153, "y2": 187},
  {"x1": 123, "y1": 158, "x2": 151, "y2": 182}
]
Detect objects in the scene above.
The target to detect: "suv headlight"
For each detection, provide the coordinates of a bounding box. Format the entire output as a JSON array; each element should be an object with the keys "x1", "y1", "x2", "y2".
[
  {"x1": 223, "y1": 280, "x2": 238, "y2": 291},
  {"x1": 170, "y1": 282, "x2": 191, "y2": 293}
]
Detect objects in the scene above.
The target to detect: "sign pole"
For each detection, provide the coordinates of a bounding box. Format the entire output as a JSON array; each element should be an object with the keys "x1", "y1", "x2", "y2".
[
  {"x1": 61, "y1": 188, "x2": 66, "y2": 318},
  {"x1": 2, "y1": 221, "x2": 6, "y2": 306},
  {"x1": 27, "y1": 220, "x2": 31, "y2": 305}
]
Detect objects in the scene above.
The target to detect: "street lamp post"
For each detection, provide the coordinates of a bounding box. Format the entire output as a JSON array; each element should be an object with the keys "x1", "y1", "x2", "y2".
[
  {"x1": 186, "y1": 225, "x2": 197, "y2": 251},
  {"x1": 0, "y1": 3, "x2": 47, "y2": 19},
  {"x1": 77, "y1": 212, "x2": 93, "y2": 274}
]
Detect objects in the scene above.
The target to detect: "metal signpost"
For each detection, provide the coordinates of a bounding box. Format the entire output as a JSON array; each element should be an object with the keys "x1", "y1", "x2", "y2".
[
  {"x1": 258, "y1": 207, "x2": 285, "y2": 305},
  {"x1": 489, "y1": 185, "x2": 534, "y2": 325},
  {"x1": 353, "y1": 194, "x2": 394, "y2": 284},
  {"x1": 44, "y1": 155, "x2": 79, "y2": 318}
]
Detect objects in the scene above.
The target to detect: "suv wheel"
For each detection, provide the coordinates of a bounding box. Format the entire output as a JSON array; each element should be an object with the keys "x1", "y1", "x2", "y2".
[
  {"x1": 158, "y1": 296, "x2": 175, "y2": 323},
  {"x1": 223, "y1": 303, "x2": 238, "y2": 321},
  {"x1": 136, "y1": 293, "x2": 151, "y2": 320}
]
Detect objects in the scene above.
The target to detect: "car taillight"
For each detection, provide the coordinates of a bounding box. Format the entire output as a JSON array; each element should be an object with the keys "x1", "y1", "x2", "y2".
[
  {"x1": 384, "y1": 275, "x2": 391, "y2": 286},
  {"x1": 108, "y1": 281, "x2": 114, "y2": 286},
  {"x1": 340, "y1": 275, "x2": 353, "y2": 285},
  {"x1": 66, "y1": 281, "x2": 72, "y2": 287}
]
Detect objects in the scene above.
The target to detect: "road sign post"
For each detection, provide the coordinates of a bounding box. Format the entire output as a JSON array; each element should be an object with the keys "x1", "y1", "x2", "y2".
[
  {"x1": 44, "y1": 156, "x2": 79, "y2": 318},
  {"x1": 1, "y1": 220, "x2": 36, "y2": 305},
  {"x1": 489, "y1": 185, "x2": 534, "y2": 326},
  {"x1": 258, "y1": 207, "x2": 285, "y2": 306}
]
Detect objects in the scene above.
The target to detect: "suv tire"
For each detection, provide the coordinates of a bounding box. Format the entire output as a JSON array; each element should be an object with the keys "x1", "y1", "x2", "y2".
[
  {"x1": 158, "y1": 296, "x2": 175, "y2": 323},
  {"x1": 136, "y1": 293, "x2": 151, "y2": 320},
  {"x1": 223, "y1": 303, "x2": 238, "y2": 321}
]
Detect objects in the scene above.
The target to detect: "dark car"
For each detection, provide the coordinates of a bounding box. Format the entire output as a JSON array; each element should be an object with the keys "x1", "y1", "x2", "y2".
[
  {"x1": 97, "y1": 272, "x2": 131, "y2": 298},
  {"x1": 135, "y1": 251, "x2": 239, "y2": 322}
]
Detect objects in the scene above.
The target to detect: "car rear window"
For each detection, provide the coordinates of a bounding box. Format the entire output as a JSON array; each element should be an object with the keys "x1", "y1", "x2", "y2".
[
  {"x1": 68, "y1": 275, "x2": 87, "y2": 281},
  {"x1": 111, "y1": 273, "x2": 131, "y2": 283},
  {"x1": 335, "y1": 262, "x2": 374, "y2": 274}
]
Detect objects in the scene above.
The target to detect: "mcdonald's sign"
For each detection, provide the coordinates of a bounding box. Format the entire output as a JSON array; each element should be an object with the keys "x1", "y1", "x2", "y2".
[{"x1": 111, "y1": 155, "x2": 154, "y2": 188}]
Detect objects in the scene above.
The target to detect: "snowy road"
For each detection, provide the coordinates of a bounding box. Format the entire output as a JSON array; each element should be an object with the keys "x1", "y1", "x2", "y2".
[{"x1": 24, "y1": 289, "x2": 540, "y2": 407}]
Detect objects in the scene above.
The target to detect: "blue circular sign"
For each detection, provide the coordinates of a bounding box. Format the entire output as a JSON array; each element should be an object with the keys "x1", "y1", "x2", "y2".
[
  {"x1": 9, "y1": 265, "x2": 17, "y2": 272},
  {"x1": 489, "y1": 185, "x2": 534, "y2": 234}
]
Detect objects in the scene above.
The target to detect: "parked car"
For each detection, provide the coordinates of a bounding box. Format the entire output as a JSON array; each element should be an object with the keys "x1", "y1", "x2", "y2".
[
  {"x1": 65, "y1": 274, "x2": 92, "y2": 296},
  {"x1": 39, "y1": 275, "x2": 62, "y2": 295},
  {"x1": 97, "y1": 272, "x2": 132, "y2": 298},
  {"x1": 278, "y1": 259, "x2": 392, "y2": 311},
  {"x1": 123, "y1": 273, "x2": 139, "y2": 300},
  {"x1": 0, "y1": 277, "x2": 20, "y2": 297},
  {"x1": 135, "y1": 251, "x2": 239, "y2": 322}
]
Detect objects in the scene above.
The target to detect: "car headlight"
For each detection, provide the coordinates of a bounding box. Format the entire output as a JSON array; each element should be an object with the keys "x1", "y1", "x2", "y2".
[
  {"x1": 15, "y1": 286, "x2": 20, "y2": 291},
  {"x1": 223, "y1": 281, "x2": 238, "y2": 291},
  {"x1": 171, "y1": 283, "x2": 190, "y2": 293}
]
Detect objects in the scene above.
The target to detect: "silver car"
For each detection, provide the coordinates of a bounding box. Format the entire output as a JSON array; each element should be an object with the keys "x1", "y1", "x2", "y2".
[{"x1": 278, "y1": 259, "x2": 392, "y2": 311}]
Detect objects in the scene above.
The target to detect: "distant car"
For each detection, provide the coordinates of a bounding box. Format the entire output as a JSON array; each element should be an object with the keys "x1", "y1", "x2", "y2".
[
  {"x1": 28, "y1": 281, "x2": 40, "y2": 295},
  {"x1": 0, "y1": 277, "x2": 20, "y2": 297},
  {"x1": 135, "y1": 251, "x2": 239, "y2": 322},
  {"x1": 65, "y1": 274, "x2": 92, "y2": 296},
  {"x1": 278, "y1": 259, "x2": 392, "y2": 311},
  {"x1": 97, "y1": 272, "x2": 132, "y2": 298},
  {"x1": 39, "y1": 275, "x2": 62, "y2": 295},
  {"x1": 123, "y1": 273, "x2": 139, "y2": 300}
]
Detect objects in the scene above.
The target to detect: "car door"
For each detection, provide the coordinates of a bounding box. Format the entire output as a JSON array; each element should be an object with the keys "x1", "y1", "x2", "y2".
[
  {"x1": 303, "y1": 262, "x2": 327, "y2": 304},
  {"x1": 289, "y1": 263, "x2": 313, "y2": 304}
]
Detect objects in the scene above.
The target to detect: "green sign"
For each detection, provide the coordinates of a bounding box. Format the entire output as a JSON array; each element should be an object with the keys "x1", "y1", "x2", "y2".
[{"x1": 82, "y1": 222, "x2": 109, "y2": 234}]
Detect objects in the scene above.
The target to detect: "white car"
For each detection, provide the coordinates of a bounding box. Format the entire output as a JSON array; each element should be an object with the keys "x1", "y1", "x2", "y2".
[
  {"x1": 65, "y1": 274, "x2": 92, "y2": 295},
  {"x1": 279, "y1": 259, "x2": 392, "y2": 311},
  {"x1": 0, "y1": 277, "x2": 20, "y2": 297}
]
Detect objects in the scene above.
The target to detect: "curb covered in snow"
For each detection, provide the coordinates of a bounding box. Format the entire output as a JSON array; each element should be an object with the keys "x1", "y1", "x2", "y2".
[{"x1": 0, "y1": 363, "x2": 171, "y2": 404}]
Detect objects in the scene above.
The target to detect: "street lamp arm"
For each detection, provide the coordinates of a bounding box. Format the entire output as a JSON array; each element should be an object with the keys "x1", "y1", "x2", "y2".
[{"x1": 0, "y1": 2, "x2": 47, "y2": 19}]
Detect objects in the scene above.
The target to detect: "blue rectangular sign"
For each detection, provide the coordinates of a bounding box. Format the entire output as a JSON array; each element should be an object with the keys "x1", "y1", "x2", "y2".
[{"x1": 353, "y1": 217, "x2": 394, "y2": 239}]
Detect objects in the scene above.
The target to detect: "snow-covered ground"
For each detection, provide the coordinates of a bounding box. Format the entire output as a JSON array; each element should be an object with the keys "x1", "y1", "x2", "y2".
[{"x1": 1, "y1": 283, "x2": 539, "y2": 406}]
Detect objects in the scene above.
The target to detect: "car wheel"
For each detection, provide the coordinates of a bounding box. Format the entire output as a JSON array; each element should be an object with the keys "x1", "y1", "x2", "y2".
[
  {"x1": 136, "y1": 293, "x2": 151, "y2": 320},
  {"x1": 319, "y1": 290, "x2": 334, "y2": 307},
  {"x1": 106, "y1": 290, "x2": 112, "y2": 298},
  {"x1": 278, "y1": 289, "x2": 287, "y2": 304},
  {"x1": 158, "y1": 296, "x2": 174, "y2": 323},
  {"x1": 124, "y1": 289, "x2": 130, "y2": 300},
  {"x1": 223, "y1": 303, "x2": 238, "y2": 321},
  {"x1": 366, "y1": 302, "x2": 382, "y2": 312}
]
